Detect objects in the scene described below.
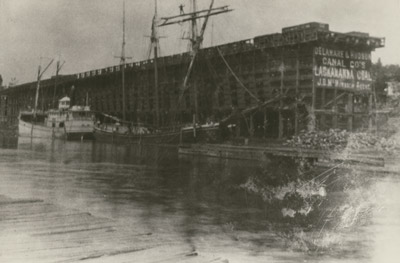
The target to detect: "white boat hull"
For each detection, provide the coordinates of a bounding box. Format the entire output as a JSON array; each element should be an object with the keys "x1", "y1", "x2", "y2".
[
  {"x1": 18, "y1": 118, "x2": 93, "y2": 140},
  {"x1": 19, "y1": 119, "x2": 65, "y2": 139}
]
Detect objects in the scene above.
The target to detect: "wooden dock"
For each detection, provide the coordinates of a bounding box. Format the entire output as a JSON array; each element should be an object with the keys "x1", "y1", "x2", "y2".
[
  {"x1": 316, "y1": 155, "x2": 400, "y2": 175},
  {"x1": 179, "y1": 143, "x2": 386, "y2": 167},
  {"x1": 0, "y1": 195, "x2": 230, "y2": 263}
]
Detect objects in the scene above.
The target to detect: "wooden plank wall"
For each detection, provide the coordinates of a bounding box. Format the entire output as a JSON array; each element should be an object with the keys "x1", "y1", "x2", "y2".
[{"x1": 0, "y1": 32, "x2": 378, "y2": 135}]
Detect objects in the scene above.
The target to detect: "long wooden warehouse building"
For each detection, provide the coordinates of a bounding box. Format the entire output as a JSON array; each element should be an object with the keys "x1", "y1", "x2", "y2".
[{"x1": 0, "y1": 22, "x2": 385, "y2": 139}]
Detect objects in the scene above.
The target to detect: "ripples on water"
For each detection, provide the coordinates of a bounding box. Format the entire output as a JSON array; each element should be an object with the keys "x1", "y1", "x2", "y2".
[{"x1": 0, "y1": 130, "x2": 400, "y2": 262}]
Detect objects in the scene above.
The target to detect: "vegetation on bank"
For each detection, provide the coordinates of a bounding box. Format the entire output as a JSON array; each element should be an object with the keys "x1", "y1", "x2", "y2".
[
  {"x1": 371, "y1": 60, "x2": 400, "y2": 101},
  {"x1": 285, "y1": 128, "x2": 398, "y2": 154}
]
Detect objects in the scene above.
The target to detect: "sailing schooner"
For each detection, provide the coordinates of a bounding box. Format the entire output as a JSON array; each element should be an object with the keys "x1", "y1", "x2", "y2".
[{"x1": 93, "y1": 0, "x2": 230, "y2": 144}]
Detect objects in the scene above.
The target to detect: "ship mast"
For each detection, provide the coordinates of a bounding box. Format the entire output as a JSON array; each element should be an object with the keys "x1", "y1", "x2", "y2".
[
  {"x1": 190, "y1": 0, "x2": 198, "y2": 52},
  {"x1": 159, "y1": 0, "x2": 232, "y2": 122},
  {"x1": 121, "y1": 0, "x2": 127, "y2": 121},
  {"x1": 52, "y1": 57, "x2": 65, "y2": 109},
  {"x1": 115, "y1": 0, "x2": 132, "y2": 121},
  {"x1": 150, "y1": 0, "x2": 160, "y2": 127},
  {"x1": 190, "y1": 0, "x2": 199, "y2": 122},
  {"x1": 34, "y1": 58, "x2": 54, "y2": 117}
]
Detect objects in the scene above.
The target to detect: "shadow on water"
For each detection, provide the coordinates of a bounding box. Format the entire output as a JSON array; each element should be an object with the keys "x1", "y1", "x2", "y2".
[
  {"x1": 0, "y1": 129, "x2": 18, "y2": 149},
  {"x1": 0, "y1": 133, "x2": 397, "y2": 261}
]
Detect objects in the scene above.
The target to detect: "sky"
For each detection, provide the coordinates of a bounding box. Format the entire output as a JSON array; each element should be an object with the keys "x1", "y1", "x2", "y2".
[{"x1": 0, "y1": 0, "x2": 399, "y2": 85}]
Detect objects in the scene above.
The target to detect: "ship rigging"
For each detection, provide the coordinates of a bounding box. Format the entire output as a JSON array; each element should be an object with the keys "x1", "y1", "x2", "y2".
[{"x1": 93, "y1": 0, "x2": 232, "y2": 144}]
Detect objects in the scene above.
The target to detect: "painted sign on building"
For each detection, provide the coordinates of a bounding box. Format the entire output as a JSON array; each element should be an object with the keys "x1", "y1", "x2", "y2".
[{"x1": 314, "y1": 46, "x2": 372, "y2": 91}]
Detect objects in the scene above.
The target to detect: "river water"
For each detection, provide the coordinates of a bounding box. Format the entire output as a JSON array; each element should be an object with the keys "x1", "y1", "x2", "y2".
[{"x1": 0, "y1": 132, "x2": 400, "y2": 262}]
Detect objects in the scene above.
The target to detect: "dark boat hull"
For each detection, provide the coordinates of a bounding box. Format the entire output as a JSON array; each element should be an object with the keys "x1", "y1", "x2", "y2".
[{"x1": 93, "y1": 126, "x2": 219, "y2": 145}]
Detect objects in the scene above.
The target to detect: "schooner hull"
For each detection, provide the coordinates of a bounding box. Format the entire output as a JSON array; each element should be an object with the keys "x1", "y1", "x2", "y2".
[
  {"x1": 93, "y1": 127, "x2": 184, "y2": 144},
  {"x1": 93, "y1": 126, "x2": 219, "y2": 145}
]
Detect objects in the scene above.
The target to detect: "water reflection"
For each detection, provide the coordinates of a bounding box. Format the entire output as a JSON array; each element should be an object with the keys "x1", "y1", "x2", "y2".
[
  {"x1": 0, "y1": 134, "x2": 399, "y2": 262},
  {"x1": 0, "y1": 129, "x2": 18, "y2": 149}
]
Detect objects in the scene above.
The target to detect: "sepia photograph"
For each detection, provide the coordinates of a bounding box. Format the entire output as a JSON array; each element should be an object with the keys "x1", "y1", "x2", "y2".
[{"x1": 0, "y1": 0, "x2": 399, "y2": 262}]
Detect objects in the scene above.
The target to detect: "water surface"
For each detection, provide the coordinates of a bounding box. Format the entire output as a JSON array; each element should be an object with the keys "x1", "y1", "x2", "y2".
[{"x1": 0, "y1": 134, "x2": 399, "y2": 262}]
